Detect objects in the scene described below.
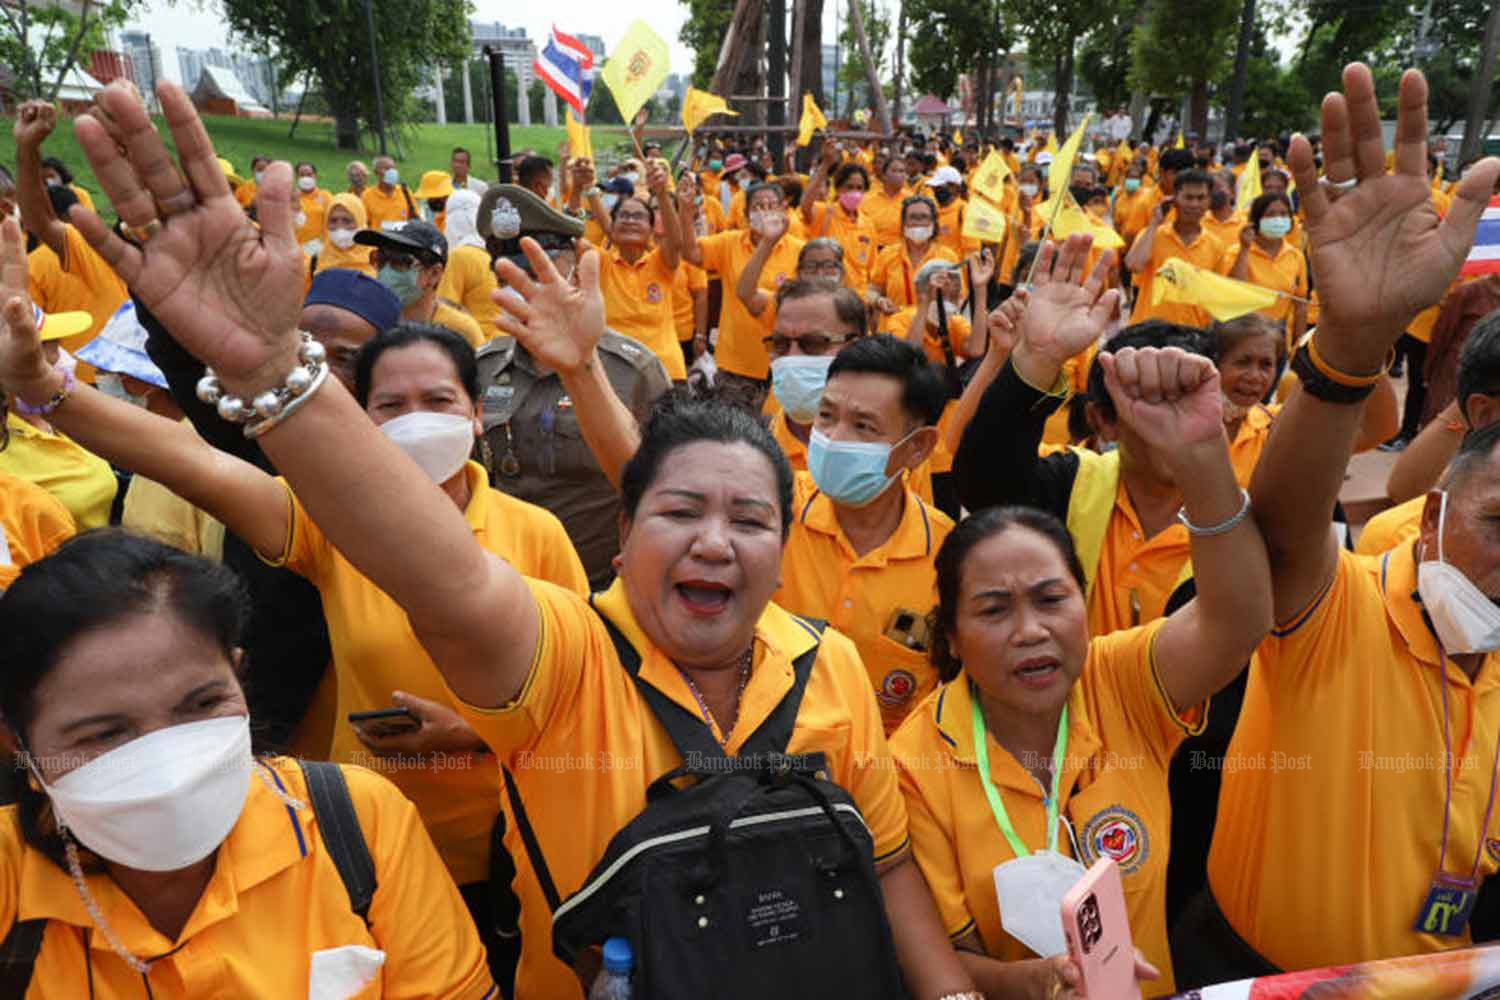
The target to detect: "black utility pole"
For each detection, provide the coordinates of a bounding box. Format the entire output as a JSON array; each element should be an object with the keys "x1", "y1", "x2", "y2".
[
  {"x1": 363, "y1": 0, "x2": 388, "y2": 154},
  {"x1": 768, "y1": 0, "x2": 787, "y2": 161},
  {"x1": 484, "y1": 46, "x2": 513, "y2": 183}
]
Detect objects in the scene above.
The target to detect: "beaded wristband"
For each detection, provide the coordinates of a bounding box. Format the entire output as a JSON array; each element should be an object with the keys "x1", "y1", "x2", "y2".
[{"x1": 11, "y1": 368, "x2": 75, "y2": 417}]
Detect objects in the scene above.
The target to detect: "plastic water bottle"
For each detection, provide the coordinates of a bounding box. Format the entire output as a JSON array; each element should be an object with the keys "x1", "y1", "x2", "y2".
[{"x1": 588, "y1": 937, "x2": 633, "y2": 1000}]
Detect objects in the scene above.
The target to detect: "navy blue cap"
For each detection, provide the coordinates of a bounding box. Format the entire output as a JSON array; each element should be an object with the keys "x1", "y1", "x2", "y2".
[
  {"x1": 601, "y1": 176, "x2": 636, "y2": 196},
  {"x1": 303, "y1": 268, "x2": 403, "y2": 333}
]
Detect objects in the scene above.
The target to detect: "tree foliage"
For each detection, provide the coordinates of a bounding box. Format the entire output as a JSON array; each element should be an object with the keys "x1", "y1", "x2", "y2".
[
  {"x1": 1005, "y1": 0, "x2": 1109, "y2": 135},
  {"x1": 1077, "y1": 0, "x2": 1144, "y2": 111},
  {"x1": 678, "y1": 0, "x2": 737, "y2": 90},
  {"x1": 1216, "y1": 19, "x2": 1313, "y2": 138},
  {"x1": 1129, "y1": 0, "x2": 1239, "y2": 136},
  {"x1": 905, "y1": 0, "x2": 1010, "y2": 103},
  {"x1": 222, "y1": 0, "x2": 471, "y2": 150},
  {"x1": 0, "y1": 0, "x2": 139, "y2": 102},
  {"x1": 838, "y1": 0, "x2": 890, "y2": 116}
]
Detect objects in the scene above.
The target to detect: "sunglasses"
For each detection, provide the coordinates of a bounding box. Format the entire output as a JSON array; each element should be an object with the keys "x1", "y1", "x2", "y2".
[{"x1": 762, "y1": 332, "x2": 860, "y2": 357}]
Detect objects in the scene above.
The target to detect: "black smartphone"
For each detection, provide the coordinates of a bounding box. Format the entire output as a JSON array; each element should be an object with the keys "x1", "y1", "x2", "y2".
[
  {"x1": 348, "y1": 707, "x2": 415, "y2": 723},
  {"x1": 347, "y1": 707, "x2": 420, "y2": 734}
]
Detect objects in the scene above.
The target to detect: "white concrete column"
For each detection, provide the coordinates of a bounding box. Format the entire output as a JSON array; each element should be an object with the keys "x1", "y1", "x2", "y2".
[
  {"x1": 543, "y1": 87, "x2": 558, "y2": 127},
  {"x1": 433, "y1": 66, "x2": 447, "y2": 124},
  {"x1": 462, "y1": 60, "x2": 475, "y2": 124}
]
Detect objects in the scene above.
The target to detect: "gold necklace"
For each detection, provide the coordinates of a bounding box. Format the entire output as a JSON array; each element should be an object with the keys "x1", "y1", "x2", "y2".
[{"x1": 677, "y1": 647, "x2": 754, "y2": 746}]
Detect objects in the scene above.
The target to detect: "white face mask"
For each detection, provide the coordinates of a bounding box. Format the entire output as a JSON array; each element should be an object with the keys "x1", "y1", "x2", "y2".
[
  {"x1": 904, "y1": 224, "x2": 934, "y2": 243},
  {"x1": 1418, "y1": 491, "x2": 1500, "y2": 654},
  {"x1": 328, "y1": 227, "x2": 356, "y2": 249},
  {"x1": 749, "y1": 210, "x2": 780, "y2": 236},
  {"x1": 1019, "y1": 182, "x2": 1039, "y2": 198},
  {"x1": 380, "y1": 410, "x2": 475, "y2": 483},
  {"x1": 33, "y1": 715, "x2": 253, "y2": 872},
  {"x1": 993, "y1": 850, "x2": 1088, "y2": 958},
  {"x1": 298, "y1": 175, "x2": 317, "y2": 192}
]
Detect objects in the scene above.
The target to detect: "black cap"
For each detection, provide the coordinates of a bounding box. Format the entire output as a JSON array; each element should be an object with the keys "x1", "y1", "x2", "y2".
[{"x1": 354, "y1": 219, "x2": 448, "y2": 265}]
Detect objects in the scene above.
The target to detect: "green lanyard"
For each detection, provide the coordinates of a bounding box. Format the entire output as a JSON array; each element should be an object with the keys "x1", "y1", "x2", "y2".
[{"x1": 971, "y1": 683, "x2": 1068, "y2": 858}]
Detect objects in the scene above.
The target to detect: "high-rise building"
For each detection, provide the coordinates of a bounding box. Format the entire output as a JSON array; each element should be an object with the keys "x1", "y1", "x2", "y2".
[
  {"x1": 821, "y1": 44, "x2": 839, "y2": 114},
  {"x1": 118, "y1": 30, "x2": 162, "y2": 97},
  {"x1": 177, "y1": 48, "x2": 205, "y2": 91},
  {"x1": 576, "y1": 34, "x2": 607, "y2": 63},
  {"x1": 174, "y1": 45, "x2": 274, "y2": 105}
]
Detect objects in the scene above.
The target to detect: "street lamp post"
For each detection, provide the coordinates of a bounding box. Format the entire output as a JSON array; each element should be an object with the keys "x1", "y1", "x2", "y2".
[{"x1": 363, "y1": 0, "x2": 389, "y2": 154}]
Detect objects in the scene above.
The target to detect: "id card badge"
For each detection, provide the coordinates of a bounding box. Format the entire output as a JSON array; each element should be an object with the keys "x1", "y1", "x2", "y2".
[{"x1": 1412, "y1": 875, "x2": 1477, "y2": 937}]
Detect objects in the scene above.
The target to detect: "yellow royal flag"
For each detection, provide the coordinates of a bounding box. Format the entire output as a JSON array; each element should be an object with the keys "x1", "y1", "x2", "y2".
[
  {"x1": 1046, "y1": 191, "x2": 1124, "y2": 250},
  {"x1": 1034, "y1": 113, "x2": 1094, "y2": 217},
  {"x1": 970, "y1": 149, "x2": 1012, "y2": 203},
  {"x1": 565, "y1": 109, "x2": 593, "y2": 164},
  {"x1": 683, "y1": 87, "x2": 737, "y2": 135},
  {"x1": 797, "y1": 92, "x2": 827, "y2": 147},
  {"x1": 1174, "y1": 130, "x2": 1186, "y2": 149},
  {"x1": 1044, "y1": 132, "x2": 1059, "y2": 155},
  {"x1": 601, "y1": 20, "x2": 671, "y2": 125},
  {"x1": 1152, "y1": 256, "x2": 1278, "y2": 321},
  {"x1": 952, "y1": 128, "x2": 964, "y2": 145},
  {"x1": 1235, "y1": 152, "x2": 1261, "y2": 214},
  {"x1": 962, "y1": 195, "x2": 1008, "y2": 243}
]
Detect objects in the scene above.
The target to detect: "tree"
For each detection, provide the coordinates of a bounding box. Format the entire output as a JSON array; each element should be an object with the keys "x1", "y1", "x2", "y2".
[
  {"x1": 906, "y1": 0, "x2": 1011, "y2": 111},
  {"x1": 528, "y1": 79, "x2": 546, "y2": 124},
  {"x1": 839, "y1": 0, "x2": 889, "y2": 115},
  {"x1": 1077, "y1": 0, "x2": 1143, "y2": 112},
  {"x1": 1129, "y1": 0, "x2": 1239, "y2": 138},
  {"x1": 222, "y1": 0, "x2": 470, "y2": 150},
  {"x1": 1006, "y1": 0, "x2": 1109, "y2": 136},
  {"x1": 0, "y1": 0, "x2": 139, "y2": 102},
  {"x1": 679, "y1": 0, "x2": 737, "y2": 89},
  {"x1": 1216, "y1": 23, "x2": 1312, "y2": 139}
]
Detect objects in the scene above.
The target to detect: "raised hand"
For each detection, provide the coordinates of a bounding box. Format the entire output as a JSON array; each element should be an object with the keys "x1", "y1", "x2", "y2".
[
  {"x1": 968, "y1": 247, "x2": 996, "y2": 290},
  {"x1": 492, "y1": 237, "x2": 605, "y2": 376},
  {"x1": 13, "y1": 101, "x2": 57, "y2": 149},
  {"x1": 69, "y1": 81, "x2": 305, "y2": 395},
  {"x1": 645, "y1": 158, "x2": 671, "y2": 197},
  {"x1": 1293, "y1": 64, "x2": 1500, "y2": 369},
  {"x1": 0, "y1": 220, "x2": 52, "y2": 395},
  {"x1": 1099, "y1": 346, "x2": 1224, "y2": 453},
  {"x1": 1011, "y1": 235, "x2": 1120, "y2": 386}
]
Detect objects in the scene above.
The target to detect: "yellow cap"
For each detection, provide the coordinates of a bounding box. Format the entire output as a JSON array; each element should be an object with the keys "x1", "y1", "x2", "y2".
[
  {"x1": 413, "y1": 170, "x2": 454, "y2": 200},
  {"x1": 218, "y1": 157, "x2": 246, "y2": 188},
  {"x1": 34, "y1": 303, "x2": 92, "y2": 343}
]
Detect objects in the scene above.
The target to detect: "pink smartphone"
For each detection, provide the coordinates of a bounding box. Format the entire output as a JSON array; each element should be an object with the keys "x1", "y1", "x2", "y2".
[{"x1": 1060, "y1": 858, "x2": 1141, "y2": 1000}]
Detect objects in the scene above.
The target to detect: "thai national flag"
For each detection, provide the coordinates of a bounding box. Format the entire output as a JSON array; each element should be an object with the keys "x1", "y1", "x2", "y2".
[
  {"x1": 1462, "y1": 195, "x2": 1500, "y2": 277},
  {"x1": 533, "y1": 26, "x2": 594, "y2": 119}
]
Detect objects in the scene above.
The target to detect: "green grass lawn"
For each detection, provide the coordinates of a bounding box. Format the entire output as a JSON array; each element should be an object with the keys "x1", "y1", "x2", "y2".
[{"x1": 0, "y1": 114, "x2": 609, "y2": 216}]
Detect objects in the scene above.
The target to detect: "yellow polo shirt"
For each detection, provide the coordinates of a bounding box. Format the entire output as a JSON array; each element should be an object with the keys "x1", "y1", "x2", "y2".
[
  {"x1": 436, "y1": 244, "x2": 500, "y2": 339},
  {"x1": 1200, "y1": 210, "x2": 1246, "y2": 249},
  {"x1": 805, "y1": 202, "x2": 878, "y2": 289},
  {"x1": 362, "y1": 185, "x2": 412, "y2": 232},
  {"x1": 431, "y1": 300, "x2": 486, "y2": 350},
  {"x1": 697, "y1": 231, "x2": 805, "y2": 379},
  {"x1": 869, "y1": 243, "x2": 961, "y2": 310},
  {"x1": 0, "y1": 470, "x2": 74, "y2": 590},
  {"x1": 295, "y1": 187, "x2": 333, "y2": 247},
  {"x1": 1227, "y1": 403, "x2": 1279, "y2": 488},
  {"x1": 1219, "y1": 239, "x2": 1307, "y2": 334},
  {"x1": 864, "y1": 185, "x2": 908, "y2": 248},
  {"x1": 774, "y1": 473, "x2": 953, "y2": 733},
  {"x1": 0, "y1": 412, "x2": 116, "y2": 530},
  {"x1": 1209, "y1": 545, "x2": 1500, "y2": 970},
  {"x1": 269, "y1": 461, "x2": 588, "y2": 886},
  {"x1": 0, "y1": 756, "x2": 495, "y2": 998},
  {"x1": 1090, "y1": 478, "x2": 1192, "y2": 637},
  {"x1": 455, "y1": 577, "x2": 909, "y2": 1000},
  {"x1": 1356, "y1": 495, "x2": 1426, "y2": 556},
  {"x1": 673, "y1": 262, "x2": 709, "y2": 341},
  {"x1": 1114, "y1": 185, "x2": 1156, "y2": 244},
  {"x1": 893, "y1": 619, "x2": 1201, "y2": 997},
  {"x1": 1129, "y1": 219, "x2": 1228, "y2": 327},
  {"x1": 596, "y1": 247, "x2": 686, "y2": 380},
  {"x1": 935, "y1": 197, "x2": 975, "y2": 257}
]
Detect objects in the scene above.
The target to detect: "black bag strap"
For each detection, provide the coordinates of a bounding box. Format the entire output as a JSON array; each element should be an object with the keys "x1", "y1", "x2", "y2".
[
  {"x1": 503, "y1": 766, "x2": 563, "y2": 913},
  {"x1": 298, "y1": 760, "x2": 377, "y2": 923},
  {"x1": 0, "y1": 917, "x2": 44, "y2": 997}
]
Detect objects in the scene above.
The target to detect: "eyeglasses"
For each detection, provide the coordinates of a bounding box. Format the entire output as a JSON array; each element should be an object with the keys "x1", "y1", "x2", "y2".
[
  {"x1": 798, "y1": 261, "x2": 843, "y2": 276},
  {"x1": 762, "y1": 332, "x2": 860, "y2": 357},
  {"x1": 614, "y1": 210, "x2": 652, "y2": 224},
  {"x1": 373, "y1": 250, "x2": 423, "y2": 272}
]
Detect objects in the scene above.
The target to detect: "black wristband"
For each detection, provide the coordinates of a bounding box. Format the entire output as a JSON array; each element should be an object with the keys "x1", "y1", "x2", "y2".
[{"x1": 1290, "y1": 343, "x2": 1377, "y2": 404}]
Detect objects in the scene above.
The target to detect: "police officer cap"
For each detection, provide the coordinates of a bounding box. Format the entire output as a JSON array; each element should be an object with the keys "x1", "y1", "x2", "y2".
[{"x1": 478, "y1": 184, "x2": 584, "y2": 276}]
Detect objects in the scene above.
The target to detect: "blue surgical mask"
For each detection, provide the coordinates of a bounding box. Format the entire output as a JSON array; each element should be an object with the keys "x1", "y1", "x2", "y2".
[
  {"x1": 377, "y1": 264, "x2": 423, "y2": 306},
  {"x1": 383, "y1": 167, "x2": 400, "y2": 186},
  {"x1": 1258, "y1": 216, "x2": 1292, "y2": 239},
  {"x1": 807, "y1": 428, "x2": 908, "y2": 507},
  {"x1": 770, "y1": 355, "x2": 833, "y2": 424},
  {"x1": 1124, "y1": 177, "x2": 1141, "y2": 192}
]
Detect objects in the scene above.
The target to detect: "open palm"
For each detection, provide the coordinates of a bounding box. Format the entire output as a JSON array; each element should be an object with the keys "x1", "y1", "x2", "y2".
[
  {"x1": 492, "y1": 238, "x2": 607, "y2": 375},
  {"x1": 69, "y1": 82, "x2": 304, "y2": 389},
  {"x1": 1016, "y1": 234, "x2": 1119, "y2": 367}
]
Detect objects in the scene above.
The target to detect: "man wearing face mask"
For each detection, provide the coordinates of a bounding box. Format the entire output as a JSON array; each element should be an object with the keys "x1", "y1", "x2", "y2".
[
  {"x1": 475, "y1": 184, "x2": 672, "y2": 589},
  {"x1": 362, "y1": 155, "x2": 416, "y2": 233},
  {"x1": 355, "y1": 220, "x2": 485, "y2": 349},
  {"x1": 294, "y1": 161, "x2": 333, "y2": 257}
]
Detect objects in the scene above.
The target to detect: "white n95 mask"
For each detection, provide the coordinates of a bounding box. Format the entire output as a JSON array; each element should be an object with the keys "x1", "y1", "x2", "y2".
[
  {"x1": 1418, "y1": 491, "x2": 1500, "y2": 654},
  {"x1": 34, "y1": 715, "x2": 253, "y2": 872},
  {"x1": 993, "y1": 849, "x2": 1088, "y2": 958},
  {"x1": 380, "y1": 410, "x2": 475, "y2": 483}
]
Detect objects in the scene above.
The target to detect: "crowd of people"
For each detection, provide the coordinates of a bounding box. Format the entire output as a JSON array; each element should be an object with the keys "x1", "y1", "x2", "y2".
[{"x1": 0, "y1": 60, "x2": 1497, "y2": 999}]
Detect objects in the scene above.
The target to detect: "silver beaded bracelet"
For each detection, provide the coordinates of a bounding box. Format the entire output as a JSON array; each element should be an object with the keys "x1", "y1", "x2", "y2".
[
  {"x1": 1176, "y1": 487, "x2": 1252, "y2": 536},
  {"x1": 195, "y1": 333, "x2": 330, "y2": 439}
]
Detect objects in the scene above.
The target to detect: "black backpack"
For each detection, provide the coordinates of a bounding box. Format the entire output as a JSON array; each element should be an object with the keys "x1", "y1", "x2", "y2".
[
  {"x1": 0, "y1": 760, "x2": 375, "y2": 996},
  {"x1": 502, "y1": 612, "x2": 908, "y2": 1000}
]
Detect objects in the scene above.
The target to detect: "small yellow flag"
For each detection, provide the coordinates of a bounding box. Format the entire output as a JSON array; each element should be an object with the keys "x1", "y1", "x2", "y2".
[
  {"x1": 952, "y1": 128, "x2": 964, "y2": 145},
  {"x1": 601, "y1": 20, "x2": 671, "y2": 126},
  {"x1": 962, "y1": 196, "x2": 1008, "y2": 243},
  {"x1": 1046, "y1": 192, "x2": 1124, "y2": 250},
  {"x1": 1235, "y1": 152, "x2": 1261, "y2": 214},
  {"x1": 970, "y1": 150, "x2": 1012, "y2": 203},
  {"x1": 1050, "y1": 113, "x2": 1093, "y2": 192},
  {"x1": 797, "y1": 93, "x2": 827, "y2": 147},
  {"x1": 565, "y1": 109, "x2": 593, "y2": 164},
  {"x1": 682, "y1": 87, "x2": 737, "y2": 135},
  {"x1": 1151, "y1": 256, "x2": 1278, "y2": 321},
  {"x1": 1044, "y1": 132, "x2": 1059, "y2": 155},
  {"x1": 1174, "y1": 130, "x2": 1186, "y2": 150}
]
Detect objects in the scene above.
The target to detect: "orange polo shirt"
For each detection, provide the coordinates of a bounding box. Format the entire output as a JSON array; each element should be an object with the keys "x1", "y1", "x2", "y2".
[
  {"x1": 1227, "y1": 403, "x2": 1279, "y2": 487},
  {"x1": 879, "y1": 306, "x2": 972, "y2": 366},
  {"x1": 697, "y1": 230, "x2": 805, "y2": 379},
  {"x1": 1090, "y1": 479, "x2": 1193, "y2": 637},
  {"x1": 869, "y1": 242, "x2": 961, "y2": 310},
  {"x1": 1209, "y1": 545, "x2": 1500, "y2": 970},
  {"x1": 1128, "y1": 218, "x2": 1228, "y2": 327},
  {"x1": 672, "y1": 261, "x2": 709, "y2": 342},
  {"x1": 361, "y1": 185, "x2": 412, "y2": 232},
  {"x1": 596, "y1": 247, "x2": 686, "y2": 380},
  {"x1": 1200, "y1": 210, "x2": 1246, "y2": 249},
  {"x1": 51, "y1": 225, "x2": 129, "y2": 371},
  {"x1": 893, "y1": 619, "x2": 1202, "y2": 997},
  {"x1": 1220, "y1": 239, "x2": 1307, "y2": 334},
  {"x1": 295, "y1": 188, "x2": 333, "y2": 247},
  {"x1": 864, "y1": 185, "x2": 909, "y2": 248},
  {"x1": 268, "y1": 462, "x2": 587, "y2": 886},
  {"x1": 1114, "y1": 185, "x2": 1156, "y2": 244},
  {"x1": 454, "y1": 578, "x2": 910, "y2": 999},
  {"x1": 935, "y1": 197, "x2": 977, "y2": 257},
  {"x1": 0, "y1": 470, "x2": 74, "y2": 590},
  {"x1": 1355, "y1": 494, "x2": 1426, "y2": 556},
  {"x1": 0, "y1": 756, "x2": 495, "y2": 998},
  {"x1": 774, "y1": 473, "x2": 954, "y2": 733},
  {"x1": 805, "y1": 202, "x2": 878, "y2": 289}
]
